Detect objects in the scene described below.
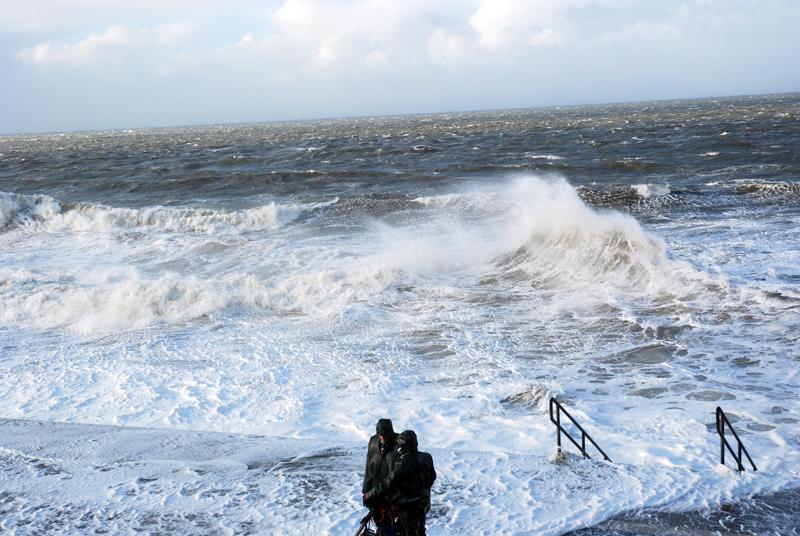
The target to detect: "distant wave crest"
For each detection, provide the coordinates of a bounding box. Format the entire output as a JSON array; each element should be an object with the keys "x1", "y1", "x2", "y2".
[{"x1": 733, "y1": 181, "x2": 800, "y2": 198}]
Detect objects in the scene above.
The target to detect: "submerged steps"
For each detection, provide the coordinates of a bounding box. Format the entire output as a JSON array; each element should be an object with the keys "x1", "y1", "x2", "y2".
[{"x1": 548, "y1": 398, "x2": 759, "y2": 473}]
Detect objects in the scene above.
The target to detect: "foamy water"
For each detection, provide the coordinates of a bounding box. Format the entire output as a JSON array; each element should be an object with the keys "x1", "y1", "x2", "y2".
[{"x1": 1, "y1": 95, "x2": 799, "y2": 534}]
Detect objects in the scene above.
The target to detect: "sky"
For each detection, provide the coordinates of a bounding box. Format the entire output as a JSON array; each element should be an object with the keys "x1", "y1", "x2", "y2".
[{"x1": 1, "y1": 0, "x2": 799, "y2": 134}]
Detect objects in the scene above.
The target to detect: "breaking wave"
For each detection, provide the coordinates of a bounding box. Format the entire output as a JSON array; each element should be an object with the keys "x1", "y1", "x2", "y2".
[
  {"x1": 390, "y1": 176, "x2": 722, "y2": 302},
  {"x1": 0, "y1": 266, "x2": 396, "y2": 334},
  {"x1": 0, "y1": 191, "x2": 336, "y2": 234},
  {"x1": 733, "y1": 180, "x2": 800, "y2": 198},
  {"x1": 575, "y1": 183, "x2": 677, "y2": 210},
  {"x1": 1, "y1": 176, "x2": 725, "y2": 334},
  {"x1": 0, "y1": 191, "x2": 61, "y2": 229},
  {"x1": 632, "y1": 183, "x2": 671, "y2": 198}
]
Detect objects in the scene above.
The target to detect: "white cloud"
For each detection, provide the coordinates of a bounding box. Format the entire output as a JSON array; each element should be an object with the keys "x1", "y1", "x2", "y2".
[
  {"x1": 595, "y1": 20, "x2": 678, "y2": 45},
  {"x1": 469, "y1": 0, "x2": 579, "y2": 48},
  {"x1": 14, "y1": 1, "x2": 592, "y2": 72},
  {"x1": 18, "y1": 23, "x2": 193, "y2": 65},
  {"x1": 469, "y1": 0, "x2": 525, "y2": 47},
  {"x1": 214, "y1": 0, "x2": 453, "y2": 74},
  {"x1": 529, "y1": 28, "x2": 564, "y2": 48},
  {"x1": 363, "y1": 49, "x2": 389, "y2": 68},
  {"x1": 235, "y1": 33, "x2": 257, "y2": 48},
  {"x1": 222, "y1": 0, "x2": 568, "y2": 71},
  {"x1": 311, "y1": 35, "x2": 343, "y2": 71},
  {"x1": 427, "y1": 28, "x2": 473, "y2": 67}
]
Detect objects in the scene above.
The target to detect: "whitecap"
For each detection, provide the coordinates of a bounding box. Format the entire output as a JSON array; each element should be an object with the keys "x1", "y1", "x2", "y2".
[
  {"x1": 0, "y1": 191, "x2": 62, "y2": 228},
  {"x1": 1, "y1": 191, "x2": 337, "y2": 235},
  {"x1": 526, "y1": 153, "x2": 564, "y2": 160},
  {"x1": 632, "y1": 183, "x2": 671, "y2": 198}
]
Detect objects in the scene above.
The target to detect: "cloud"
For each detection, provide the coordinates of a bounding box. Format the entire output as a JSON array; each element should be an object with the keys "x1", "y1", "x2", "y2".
[
  {"x1": 12, "y1": 1, "x2": 609, "y2": 72},
  {"x1": 595, "y1": 20, "x2": 678, "y2": 45},
  {"x1": 529, "y1": 28, "x2": 564, "y2": 48},
  {"x1": 18, "y1": 23, "x2": 193, "y2": 65},
  {"x1": 469, "y1": 0, "x2": 579, "y2": 48},
  {"x1": 469, "y1": 0, "x2": 526, "y2": 48},
  {"x1": 362, "y1": 48, "x2": 389, "y2": 68},
  {"x1": 211, "y1": 0, "x2": 452, "y2": 74},
  {"x1": 218, "y1": 0, "x2": 576, "y2": 72},
  {"x1": 427, "y1": 28, "x2": 473, "y2": 67}
]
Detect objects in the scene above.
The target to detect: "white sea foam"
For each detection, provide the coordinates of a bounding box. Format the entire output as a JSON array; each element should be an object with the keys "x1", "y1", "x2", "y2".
[
  {"x1": 2, "y1": 419, "x2": 796, "y2": 535},
  {"x1": 526, "y1": 153, "x2": 564, "y2": 160},
  {"x1": 403, "y1": 178, "x2": 711, "y2": 307},
  {"x1": 47, "y1": 203, "x2": 296, "y2": 233},
  {"x1": 0, "y1": 265, "x2": 395, "y2": 334},
  {"x1": 0, "y1": 191, "x2": 61, "y2": 228},
  {"x1": 0, "y1": 191, "x2": 336, "y2": 235},
  {"x1": 411, "y1": 193, "x2": 463, "y2": 206},
  {"x1": 632, "y1": 183, "x2": 671, "y2": 198}
]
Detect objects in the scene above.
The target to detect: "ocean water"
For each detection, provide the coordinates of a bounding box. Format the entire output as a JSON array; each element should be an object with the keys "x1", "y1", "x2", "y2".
[{"x1": 1, "y1": 94, "x2": 799, "y2": 534}]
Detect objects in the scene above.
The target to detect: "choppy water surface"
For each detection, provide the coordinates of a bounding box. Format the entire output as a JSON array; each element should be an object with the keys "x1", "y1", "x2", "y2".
[{"x1": 1, "y1": 94, "x2": 799, "y2": 534}]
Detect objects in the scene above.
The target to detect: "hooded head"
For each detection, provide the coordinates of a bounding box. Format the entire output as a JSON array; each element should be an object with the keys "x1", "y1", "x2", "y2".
[
  {"x1": 397, "y1": 430, "x2": 418, "y2": 455},
  {"x1": 376, "y1": 418, "x2": 395, "y2": 439}
]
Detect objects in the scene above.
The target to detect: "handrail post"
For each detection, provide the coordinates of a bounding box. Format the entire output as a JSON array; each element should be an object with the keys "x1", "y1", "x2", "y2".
[
  {"x1": 717, "y1": 407, "x2": 724, "y2": 466},
  {"x1": 737, "y1": 443, "x2": 744, "y2": 472},
  {"x1": 556, "y1": 405, "x2": 562, "y2": 451}
]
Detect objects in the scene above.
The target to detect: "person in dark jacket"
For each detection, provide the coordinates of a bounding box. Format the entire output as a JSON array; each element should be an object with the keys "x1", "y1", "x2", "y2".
[
  {"x1": 416, "y1": 450, "x2": 436, "y2": 517},
  {"x1": 362, "y1": 418, "x2": 400, "y2": 534},
  {"x1": 365, "y1": 430, "x2": 436, "y2": 536}
]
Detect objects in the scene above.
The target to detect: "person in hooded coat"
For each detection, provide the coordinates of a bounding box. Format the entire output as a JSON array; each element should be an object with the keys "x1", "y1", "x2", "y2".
[
  {"x1": 362, "y1": 418, "x2": 400, "y2": 533},
  {"x1": 365, "y1": 430, "x2": 436, "y2": 536}
]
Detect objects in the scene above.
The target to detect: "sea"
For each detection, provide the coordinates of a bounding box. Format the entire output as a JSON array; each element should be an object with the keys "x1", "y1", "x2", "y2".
[{"x1": 1, "y1": 93, "x2": 799, "y2": 534}]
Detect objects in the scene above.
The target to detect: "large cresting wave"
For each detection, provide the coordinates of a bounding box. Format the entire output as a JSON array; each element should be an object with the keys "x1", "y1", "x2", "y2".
[{"x1": 403, "y1": 176, "x2": 725, "y2": 302}]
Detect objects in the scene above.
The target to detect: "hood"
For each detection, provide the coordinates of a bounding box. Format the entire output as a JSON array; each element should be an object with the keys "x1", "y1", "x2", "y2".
[
  {"x1": 376, "y1": 418, "x2": 395, "y2": 437},
  {"x1": 397, "y1": 430, "x2": 418, "y2": 454}
]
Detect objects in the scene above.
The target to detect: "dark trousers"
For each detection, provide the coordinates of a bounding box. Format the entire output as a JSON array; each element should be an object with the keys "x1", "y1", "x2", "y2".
[
  {"x1": 371, "y1": 507, "x2": 396, "y2": 536},
  {"x1": 394, "y1": 506, "x2": 425, "y2": 536}
]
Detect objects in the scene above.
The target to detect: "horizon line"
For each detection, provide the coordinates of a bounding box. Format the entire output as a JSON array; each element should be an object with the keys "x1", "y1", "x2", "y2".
[{"x1": 2, "y1": 89, "x2": 798, "y2": 138}]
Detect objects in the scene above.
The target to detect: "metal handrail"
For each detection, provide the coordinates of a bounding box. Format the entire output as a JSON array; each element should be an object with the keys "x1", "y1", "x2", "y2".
[
  {"x1": 549, "y1": 397, "x2": 611, "y2": 461},
  {"x1": 716, "y1": 407, "x2": 757, "y2": 472},
  {"x1": 354, "y1": 511, "x2": 375, "y2": 536}
]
